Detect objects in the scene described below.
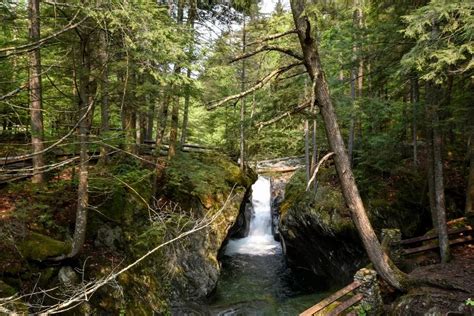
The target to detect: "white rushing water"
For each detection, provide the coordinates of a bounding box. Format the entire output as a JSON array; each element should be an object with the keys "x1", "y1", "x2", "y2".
[{"x1": 225, "y1": 176, "x2": 282, "y2": 256}]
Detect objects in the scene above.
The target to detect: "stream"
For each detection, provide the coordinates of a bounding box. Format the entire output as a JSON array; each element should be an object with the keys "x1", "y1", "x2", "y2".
[{"x1": 193, "y1": 176, "x2": 328, "y2": 315}]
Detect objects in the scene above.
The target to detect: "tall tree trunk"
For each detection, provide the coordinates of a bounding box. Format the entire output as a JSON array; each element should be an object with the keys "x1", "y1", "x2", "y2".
[
  {"x1": 426, "y1": 81, "x2": 450, "y2": 263},
  {"x1": 99, "y1": 30, "x2": 109, "y2": 165},
  {"x1": 426, "y1": 122, "x2": 438, "y2": 230},
  {"x1": 69, "y1": 36, "x2": 94, "y2": 258},
  {"x1": 180, "y1": 0, "x2": 196, "y2": 147},
  {"x1": 168, "y1": 96, "x2": 179, "y2": 159},
  {"x1": 180, "y1": 68, "x2": 192, "y2": 147},
  {"x1": 290, "y1": 0, "x2": 408, "y2": 290},
  {"x1": 136, "y1": 112, "x2": 145, "y2": 146},
  {"x1": 123, "y1": 99, "x2": 136, "y2": 154},
  {"x1": 146, "y1": 95, "x2": 155, "y2": 141},
  {"x1": 304, "y1": 119, "x2": 310, "y2": 182},
  {"x1": 28, "y1": 0, "x2": 44, "y2": 183},
  {"x1": 155, "y1": 93, "x2": 170, "y2": 153},
  {"x1": 411, "y1": 75, "x2": 419, "y2": 167},
  {"x1": 348, "y1": 0, "x2": 363, "y2": 165},
  {"x1": 466, "y1": 129, "x2": 474, "y2": 216},
  {"x1": 311, "y1": 119, "x2": 318, "y2": 192},
  {"x1": 348, "y1": 68, "x2": 356, "y2": 164},
  {"x1": 239, "y1": 16, "x2": 246, "y2": 172}
]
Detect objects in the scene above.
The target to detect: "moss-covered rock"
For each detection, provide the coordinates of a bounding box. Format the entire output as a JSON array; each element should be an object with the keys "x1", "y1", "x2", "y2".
[
  {"x1": 0, "y1": 153, "x2": 254, "y2": 314},
  {"x1": 18, "y1": 232, "x2": 70, "y2": 261},
  {"x1": 279, "y1": 165, "x2": 431, "y2": 286},
  {"x1": 279, "y1": 170, "x2": 367, "y2": 286}
]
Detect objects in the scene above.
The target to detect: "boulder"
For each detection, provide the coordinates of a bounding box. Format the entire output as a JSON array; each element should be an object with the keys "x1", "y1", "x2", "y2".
[{"x1": 18, "y1": 232, "x2": 70, "y2": 261}]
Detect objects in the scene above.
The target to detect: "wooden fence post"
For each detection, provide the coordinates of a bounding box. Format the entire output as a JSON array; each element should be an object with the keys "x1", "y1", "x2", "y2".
[{"x1": 354, "y1": 268, "x2": 383, "y2": 315}]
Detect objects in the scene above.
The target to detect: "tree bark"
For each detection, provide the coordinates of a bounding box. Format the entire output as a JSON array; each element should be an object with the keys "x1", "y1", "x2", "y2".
[
  {"x1": 99, "y1": 30, "x2": 109, "y2": 165},
  {"x1": 28, "y1": 0, "x2": 45, "y2": 183},
  {"x1": 155, "y1": 93, "x2": 170, "y2": 153},
  {"x1": 180, "y1": 68, "x2": 192, "y2": 147},
  {"x1": 348, "y1": 68, "x2": 356, "y2": 164},
  {"x1": 168, "y1": 96, "x2": 179, "y2": 159},
  {"x1": 239, "y1": 16, "x2": 247, "y2": 172},
  {"x1": 410, "y1": 75, "x2": 419, "y2": 167},
  {"x1": 69, "y1": 35, "x2": 94, "y2": 258},
  {"x1": 180, "y1": 0, "x2": 196, "y2": 147},
  {"x1": 123, "y1": 99, "x2": 136, "y2": 154},
  {"x1": 290, "y1": 0, "x2": 408, "y2": 290},
  {"x1": 466, "y1": 130, "x2": 474, "y2": 215},
  {"x1": 426, "y1": 81, "x2": 450, "y2": 263},
  {"x1": 146, "y1": 94, "x2": 154, "y2": 141}
]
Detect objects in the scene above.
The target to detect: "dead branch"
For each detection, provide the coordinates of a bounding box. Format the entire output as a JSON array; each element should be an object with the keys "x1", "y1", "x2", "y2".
[
  {"x1": 257, "y1": 99, "x2": 311, "y2": 129},
  {"x1": 306, "y1": 152, "x2": 334, "y2": 191},
  {"x1": 247, "y1": 29, "x2": 297, "y2": 46},
  {"x1": 207, "y1": 62, "x2": 303, "y2": 110},
  {"x1": 0, "y1": 84, "x2": 28, "y2": 101},
  {"x1": 230, "y1": 45, "x2": 303, "y2": 63}
]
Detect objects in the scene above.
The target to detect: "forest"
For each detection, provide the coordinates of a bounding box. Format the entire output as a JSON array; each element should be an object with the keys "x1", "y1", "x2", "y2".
[{"x1": 0, "y1": 0, "x2": 473, "y2": 315}]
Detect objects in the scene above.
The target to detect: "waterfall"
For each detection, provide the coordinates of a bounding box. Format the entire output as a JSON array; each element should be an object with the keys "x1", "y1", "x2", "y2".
[{"x1": 225, "y1": 176, "x2": 281, "y2": 256}]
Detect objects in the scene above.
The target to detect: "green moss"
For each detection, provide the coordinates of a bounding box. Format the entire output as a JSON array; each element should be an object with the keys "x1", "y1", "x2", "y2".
[
  {"x1": 164, "y1": 152, "x2": 254, "y2": 203},
  {"x1": 280, "y1": 168, "x2": 351, "y2": 233},
  {"x1": 18, "y1": 232, "x2": 70, "y2": 261}
]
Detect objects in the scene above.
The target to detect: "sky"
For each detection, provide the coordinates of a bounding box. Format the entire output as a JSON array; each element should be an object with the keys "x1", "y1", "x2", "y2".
[{"x1": 260, "y1": 0, "x2": 290, "y2": 15}]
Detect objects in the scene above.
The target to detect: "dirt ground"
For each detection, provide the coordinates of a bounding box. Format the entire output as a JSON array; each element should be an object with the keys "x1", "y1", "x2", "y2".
[{"x1": 389, "y1": 244, "x2": 474, "y2": 315}]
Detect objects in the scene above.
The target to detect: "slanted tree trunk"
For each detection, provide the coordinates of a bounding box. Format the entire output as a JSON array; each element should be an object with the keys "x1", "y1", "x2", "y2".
[
  {"x1": 290, "y1": 0, "x2": 408, "y2": 290},
  {"x1": 28, "y1": 0, "x2": 45, "y2": 183},
  {"x1": 99, "y1": 30, "x2": 109, "y2": 165}
]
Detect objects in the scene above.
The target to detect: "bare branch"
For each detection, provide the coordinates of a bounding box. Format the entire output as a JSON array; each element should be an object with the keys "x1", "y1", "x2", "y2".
[
  {"x1": 247, "y1": 29, "x2": 298, "y2": 46},
  {"x1": 257, "y1": 99, "x2": 311, "y2": 129},
  {"x1": 230, "y1": 45, "x2": 303, "y2": 63},
  {"x1": 0, "y1": 13, "x2": 87, "y2": 58},
  {"x1": 306, "y1": 152, "x2": 334, "y2": 191},
  {"x1": 0, "y1": 84, "x2": 28, "y2": 101},
  {"x1": 207, "y1": 62, "x2": 303, "y2": 110}
]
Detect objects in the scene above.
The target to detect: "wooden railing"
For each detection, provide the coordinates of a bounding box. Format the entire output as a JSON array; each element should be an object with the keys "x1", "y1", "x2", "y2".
[
  {"x1": 399, "y1": 226, "x2": 473, "y2": 256},
  {"x1": 300, "y1": 268, "x2": 381, "y2": 316},
  {"x1": 0, "y1": 142, "x2": 216, "y2": 184},
  {"x1": 300, "y1": 281, "x2": 362, "y2": 316}
]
